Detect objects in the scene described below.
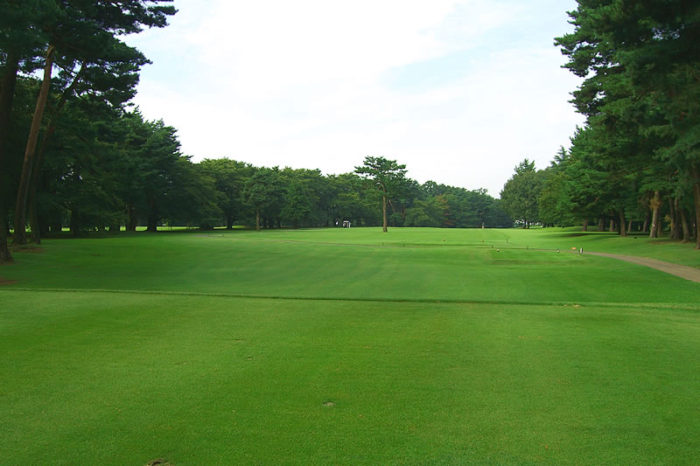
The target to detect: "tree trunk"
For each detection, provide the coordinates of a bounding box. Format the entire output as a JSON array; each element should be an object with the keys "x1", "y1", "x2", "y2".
[
  {"x1": 692, "y1": 163, "x2": 700, "y2": 249},
  {"x1": 649, "y1": 190, "x2": 661, "y2": 239},
  {"x1": 0, "y1": 200, "x2": 10, "y2": 263},
  {"x1": 13, "y1": 44, "x2": 56, "y2": 245},
  {"x1": 146, "y1": 215, "x2": 158, "y2": 232},
  {"x1": 582, "y1": 219, "x2": 588, "y2": 231},
  {"x1": 680, "y1": 205, "x2": 691, "y2": 243},
  {"x1": 70, "y1": 209, "x2": 80, "y2": 236},
  {"x1": 39, "y1": 209, "x2": 50, "y2": 237},
  {"x1": 255, "y1": 209, "x2": 260, "y2": 231},
  {"x1": 49, "y1": 221, "x2": 62, "y2": 234},
  {"x1": 29, "y1": 197, "x2": 41, "y2": 244},
  {"x1": 608, "y1": 218, "x2": 615, "y2": 232},
  {"x1": 627, "y1": 219, "x2": 632, "y2": 234},
  {"x1": 128, "y1": 206, "x2": 137, "y2": 231},
  {"x1": 0, "y1": 52, "x2": 20, "y2": 263},
  {"x1": 597, "y1": 217, "x2": 605, "y2": 232},
  {"x1": 382, "y1": 194, "x2": 388, "y2": 232},
  {"x1": 669, "y1": 198, "x2": 681, "y2": 240},
  {"x1": 146, "y1": 218, "x2": 158, "y2": 232},
  {"x1": 618, "y1": 209, "x2": 627, "y2": 236},
  {"x1": 26, "y1": 63, "x2": 84, "y2": 245},
  {"x1": 126, "y1": 204, "x2": 137, "y2": 231},
  {"x1": 146, "y1": 198, "x2": 158, "y2": 232},
  {"x1": 642, "y1": 210, "x2": 649, "y2": 233},
  {"x1": 226, "y1": 215, "x2": 233, "y2": 230}
]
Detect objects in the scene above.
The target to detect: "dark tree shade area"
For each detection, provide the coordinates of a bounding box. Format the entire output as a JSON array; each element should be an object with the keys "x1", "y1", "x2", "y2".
[{"x1": 501, "y1": 1, "x2": 700, "y2": 246}]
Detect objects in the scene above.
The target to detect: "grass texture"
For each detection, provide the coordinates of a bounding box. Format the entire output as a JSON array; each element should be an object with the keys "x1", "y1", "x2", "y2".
[{"x1": 1, "y1": 227, "x2": 698, "y2": 464}]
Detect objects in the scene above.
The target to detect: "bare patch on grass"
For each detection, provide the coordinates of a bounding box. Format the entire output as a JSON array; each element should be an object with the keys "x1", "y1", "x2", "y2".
[
  {"x1": 13, "y1": 245, "x2": 43, "y2": 253},
  {"x1": 146, "y1": 459, "x2": 172, "y2": 466},
  {"x1": 0, "y1": 277, "x2": 17, "y2": 286}
]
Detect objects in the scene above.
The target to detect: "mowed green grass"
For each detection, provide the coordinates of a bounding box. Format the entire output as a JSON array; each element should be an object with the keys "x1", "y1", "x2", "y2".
[
  {"x1": 1, "y1": 227, "x2": 698, "y2": 464},
  {"x1": 4, "y1": 227, "x2": 700, "y2": 304}
]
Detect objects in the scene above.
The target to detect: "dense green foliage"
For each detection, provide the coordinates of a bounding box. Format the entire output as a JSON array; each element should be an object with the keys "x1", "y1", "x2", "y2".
[
  {"x1": 1, "y1": 228, "x2": 698, "y2": 464},
  {"x1": 0, "y1": 0, "x2": 176, "y2": 260},
  {"x1": 0, "y1": 87, "x2": 511, "y2": 242},
  {"x1": 544, "y1": 0, "x2": 700, "y2": 246},
  {"x1": 497, "y1": 2, "x2": 699, "y2": 247},
  {"x1": 499, "y1": 159, "x2": 542, "y2": 228}
]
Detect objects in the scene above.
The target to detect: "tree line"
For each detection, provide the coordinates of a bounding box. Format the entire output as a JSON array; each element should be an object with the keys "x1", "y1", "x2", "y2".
[
  {"x1": 501, "y1": 1, "x2": 699, "y2": 248},
  {"x1": 1, "y1": 87, "x2": 512, "y2": 235},
  {"x1": 0, "y1": 92, "x2": 512, "y2": 253},
  {"x1": 0, "y1": 1, "x2": 511, "y2": 264}
]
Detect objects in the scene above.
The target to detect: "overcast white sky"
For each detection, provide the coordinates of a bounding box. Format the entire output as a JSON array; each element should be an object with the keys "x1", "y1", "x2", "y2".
[{"x1": 125, "y1": 0, "x2": 584, "y2": 197}]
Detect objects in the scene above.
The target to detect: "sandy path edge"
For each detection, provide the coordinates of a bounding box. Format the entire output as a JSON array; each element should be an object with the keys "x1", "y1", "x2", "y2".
[{"x1": 586, "y1": 252, "x2": 700, "y2": 283}]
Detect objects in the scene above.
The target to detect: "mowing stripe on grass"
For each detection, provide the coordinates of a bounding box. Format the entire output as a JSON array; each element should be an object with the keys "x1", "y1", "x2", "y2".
[{"x1": 3, "y1": 287, "x2": 699, "y2": 312}]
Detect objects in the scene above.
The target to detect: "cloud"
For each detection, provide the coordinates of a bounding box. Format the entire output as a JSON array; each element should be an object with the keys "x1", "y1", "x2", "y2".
[{"x1": 127, "y1": 0, "x2": 583, "y2": 196}]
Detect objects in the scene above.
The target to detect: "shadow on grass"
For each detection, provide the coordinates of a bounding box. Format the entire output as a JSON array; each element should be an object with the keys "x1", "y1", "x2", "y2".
[{"x1": 549, "y1": 231, "x2": 619, "y2": 239}]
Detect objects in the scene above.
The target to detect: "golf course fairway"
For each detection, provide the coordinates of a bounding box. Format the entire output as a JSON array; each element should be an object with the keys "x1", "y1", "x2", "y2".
[{"x1": 1, "y1": 228, "x2": 698, "y2": 464}]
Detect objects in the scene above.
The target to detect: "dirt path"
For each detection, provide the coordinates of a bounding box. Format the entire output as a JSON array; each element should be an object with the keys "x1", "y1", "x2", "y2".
[{"x1": 587, "y1": 252, "x2": 700, "y2": 283}]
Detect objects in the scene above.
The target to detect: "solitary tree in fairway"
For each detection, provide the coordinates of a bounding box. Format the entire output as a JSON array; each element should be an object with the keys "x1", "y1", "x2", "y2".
[{"x1": 355, "y1": 156, "x2": 407, "y2": 232}]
